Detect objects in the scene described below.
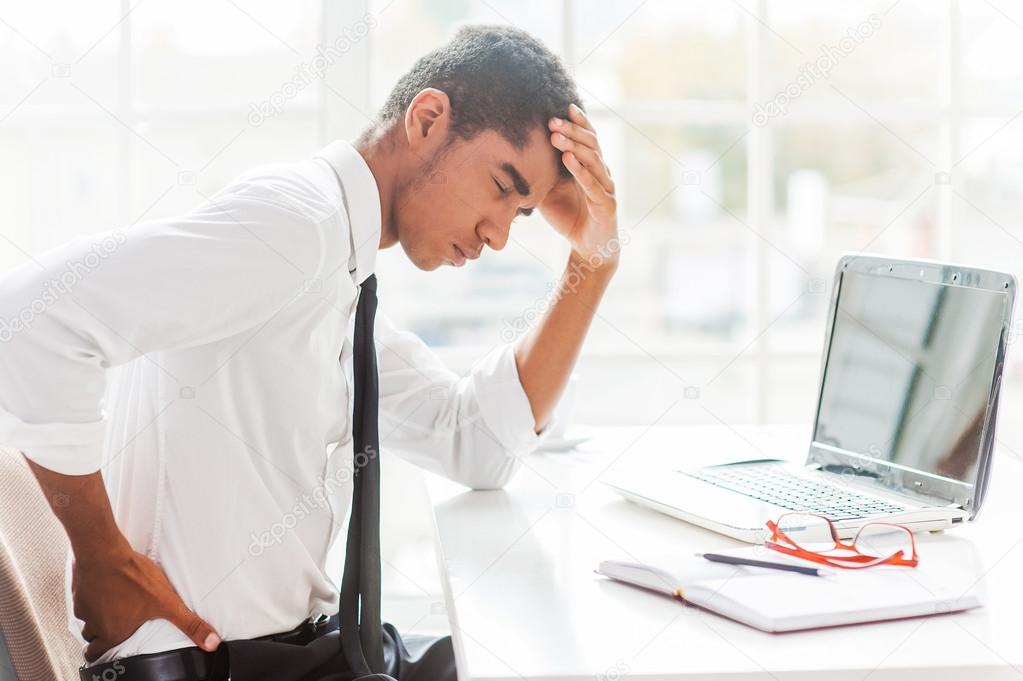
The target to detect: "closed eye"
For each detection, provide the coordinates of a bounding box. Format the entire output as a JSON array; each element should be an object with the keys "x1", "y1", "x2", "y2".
[{"x1": 495, "y1": 177, "x2": 532, "y2": 219}]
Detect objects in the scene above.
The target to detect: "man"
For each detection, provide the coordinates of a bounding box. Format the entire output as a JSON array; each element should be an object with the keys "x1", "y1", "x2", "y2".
[{"x1": 0, "y1": 24, "x2": 617, "y2": 681}]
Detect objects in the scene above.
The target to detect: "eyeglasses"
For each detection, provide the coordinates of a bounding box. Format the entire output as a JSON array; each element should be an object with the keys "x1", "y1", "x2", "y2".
[{"x1": 765, "y1": 513, "x2": 919, "y2": 569}]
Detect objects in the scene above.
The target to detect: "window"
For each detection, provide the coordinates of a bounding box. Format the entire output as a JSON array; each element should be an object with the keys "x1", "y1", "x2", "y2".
[
  {"x1": 365, "y1": 0, "x2": 1023, "y2": 426},
  {"x1": 3, "y1": 0, "x2": 1019, "y2": 427}
]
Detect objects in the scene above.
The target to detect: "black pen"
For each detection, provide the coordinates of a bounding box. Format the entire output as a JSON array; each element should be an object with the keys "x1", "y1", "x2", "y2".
[{"x1": 695, "y1": 552, "x2": 832, "y2": 576}]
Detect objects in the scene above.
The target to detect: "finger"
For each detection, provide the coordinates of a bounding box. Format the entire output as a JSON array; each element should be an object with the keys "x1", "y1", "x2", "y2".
[
  {"x1": 552, "y1": 132, "x2": 611, "y2": 187},
  {"x1": 84, "y1": 639, "x2": 109, "y2": 664},
  {"x1": 562, "y1": 151, "x2": 613, "y2": 207},
  {"x1": 552, "y1": 133, "x2": 614, "y2": 194},
  {"x1": 567, "y1": 102, "x2": 595, "y2": 133},
  {"x1": 165, "y1": 602, "x2": 221, "y2": 651},
  {"x1": 548, "y1": 116, "x2": 599, "y2": 153}
]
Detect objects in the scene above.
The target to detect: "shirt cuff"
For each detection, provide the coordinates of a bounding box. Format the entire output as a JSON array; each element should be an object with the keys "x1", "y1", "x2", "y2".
[
  {"x1": 0, "y1": 406, "x2": 106, "y2": 475},
  {"x1": 471, "y1": 343, "x2": 544, "y2": 455}
]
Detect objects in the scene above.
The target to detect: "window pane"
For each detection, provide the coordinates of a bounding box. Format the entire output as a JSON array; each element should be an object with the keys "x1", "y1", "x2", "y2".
[
  {"x1": 572, "y1": 355, "x2": 756, "y2": 426},
  {"x1": 765, "y1": 0, "x2": 942, "y2": 107},
  {"x1": 766, "y1": 359, "x2": 820, "y2": 423},
  {"x1": 764, "y1": 121, "x2": 940, "y2": 355},
  {"x1": 954, "y1": 117, "x2": 1023, "y2": 274},
  {"x1": 0, "y1": 124, "x2": 120, "y2": 272},
  {"x1": 961, "y1": 0, "x2": 1023, "y2": 109},
  {"x1": 574, "y1": 0, "x2": 746, "y2": 105},
  {"x1": 129, "y1": 116, "x2": 320, "y2": 224},
  {"x1": 132, "y1": 0, "x2": 321, "y2": 111},
  {"x1": 0, "y1": 3, "x2": 123, "y2": 263},
  {"x1": 1, "y1": 2, "x2": 121, "y2": 109},
  {"x1": 605, "y1": 120, "x2": 751, "y2": 350}
]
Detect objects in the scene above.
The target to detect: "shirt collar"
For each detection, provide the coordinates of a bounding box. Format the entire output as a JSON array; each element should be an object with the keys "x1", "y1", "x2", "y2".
[{"x1": 313, "y1": 140, "x2": 381, "y2": 286}]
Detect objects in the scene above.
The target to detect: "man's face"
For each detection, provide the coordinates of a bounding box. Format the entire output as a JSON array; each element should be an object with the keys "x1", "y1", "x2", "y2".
[{"x1": 391, "y1": 127, "x2": 564, "y2": 270}]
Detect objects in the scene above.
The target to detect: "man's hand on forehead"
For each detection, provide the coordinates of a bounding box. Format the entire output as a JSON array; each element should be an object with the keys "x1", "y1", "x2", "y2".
[{"x1": 539, "y1": 103, "x2": 619, "y2": 266}]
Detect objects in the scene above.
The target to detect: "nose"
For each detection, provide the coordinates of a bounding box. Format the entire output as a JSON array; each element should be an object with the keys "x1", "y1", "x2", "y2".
[{"x1": 476, "y1": 217, "x2": 510, "y2": 252}]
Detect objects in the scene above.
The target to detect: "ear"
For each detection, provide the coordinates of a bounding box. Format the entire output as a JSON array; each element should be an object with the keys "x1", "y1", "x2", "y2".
[{"x1": 404, "y1": 88, "x2": 451, "y2": 153}]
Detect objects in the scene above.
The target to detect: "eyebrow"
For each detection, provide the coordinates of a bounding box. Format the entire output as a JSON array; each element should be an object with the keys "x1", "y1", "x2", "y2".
[{"x1": 500, "y1": 162, "x2": 532, "y2": 198}]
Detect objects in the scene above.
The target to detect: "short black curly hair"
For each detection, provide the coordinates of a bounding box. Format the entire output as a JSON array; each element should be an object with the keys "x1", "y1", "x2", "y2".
[{"x1": 377, "y1": 24, "x2": 582, "y2": 177}]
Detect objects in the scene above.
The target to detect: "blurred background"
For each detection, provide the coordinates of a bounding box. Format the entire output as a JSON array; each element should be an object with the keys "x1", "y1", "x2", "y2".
[{"x1": 3, "y1": 0, "x2": 1022, "y2": 637}]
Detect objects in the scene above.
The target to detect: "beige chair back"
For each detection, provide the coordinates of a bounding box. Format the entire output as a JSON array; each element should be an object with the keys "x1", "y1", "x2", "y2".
[{"x1": 0, "y1": 447, "x2": 85, "y2": 681}]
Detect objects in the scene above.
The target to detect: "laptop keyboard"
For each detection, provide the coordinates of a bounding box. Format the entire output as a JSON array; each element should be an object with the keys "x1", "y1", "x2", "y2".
[{"x1": 684, "y1": 462, "x2": 907, "y2": 521}]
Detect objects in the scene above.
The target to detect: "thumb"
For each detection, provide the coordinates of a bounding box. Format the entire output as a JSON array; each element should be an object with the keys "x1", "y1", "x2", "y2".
[{"x1": 165, "y1": 601, "x2": 221, "y2": 652}]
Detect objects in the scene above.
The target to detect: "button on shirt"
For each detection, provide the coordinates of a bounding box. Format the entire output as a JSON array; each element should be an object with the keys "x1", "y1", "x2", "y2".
[{"x1": 0, "y1": 141, "x2": 548, "y2": 663}]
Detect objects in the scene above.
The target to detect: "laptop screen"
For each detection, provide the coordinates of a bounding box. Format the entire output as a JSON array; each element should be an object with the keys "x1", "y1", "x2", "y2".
[{"x1": 813, "y1": 270, "x2": 1008, "y2": 486}]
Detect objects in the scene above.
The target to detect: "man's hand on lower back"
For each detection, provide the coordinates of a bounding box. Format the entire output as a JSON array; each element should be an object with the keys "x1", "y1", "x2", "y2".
[
  {"x1": 72, "y1": 543, "x2": 222, "y2": 663},
  {"x1": 20, "y1": 456, "x2": 222, "y2": 664}
]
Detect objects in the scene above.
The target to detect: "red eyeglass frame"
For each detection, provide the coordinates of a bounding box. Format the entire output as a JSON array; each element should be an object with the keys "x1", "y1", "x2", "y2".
[{"x1": 765, "y1": 513, "x2": 919, "y2": 569}]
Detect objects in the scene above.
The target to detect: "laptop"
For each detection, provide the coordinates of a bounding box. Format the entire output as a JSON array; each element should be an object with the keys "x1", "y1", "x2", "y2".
[{"x1": 604, "y1": 254, "x2": 1017, "y2": 542}]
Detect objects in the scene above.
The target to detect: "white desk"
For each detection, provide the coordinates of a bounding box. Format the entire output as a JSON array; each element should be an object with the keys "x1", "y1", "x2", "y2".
[{"x1": 424, "y1": 425, "x2": 1023, "y2": 681}]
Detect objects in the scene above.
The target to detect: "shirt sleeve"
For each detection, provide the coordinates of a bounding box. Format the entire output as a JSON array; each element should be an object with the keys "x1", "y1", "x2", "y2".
[
  {"x1": 0, "y1": 190, "x2": 329, "y2": 475},
  {"x1": 375, "y1": 310, "x2": 561, "y2": 490}
]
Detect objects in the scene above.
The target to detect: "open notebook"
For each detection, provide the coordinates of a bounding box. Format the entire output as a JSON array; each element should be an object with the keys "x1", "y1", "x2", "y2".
[{"x1": 597, "y1": 539, "x2": 984, "y2": 632}]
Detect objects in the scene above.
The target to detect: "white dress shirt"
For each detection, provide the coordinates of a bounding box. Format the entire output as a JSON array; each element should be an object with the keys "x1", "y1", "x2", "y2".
[{"x1": 0, "y1": 141, "x2": 551, "y2": 663}]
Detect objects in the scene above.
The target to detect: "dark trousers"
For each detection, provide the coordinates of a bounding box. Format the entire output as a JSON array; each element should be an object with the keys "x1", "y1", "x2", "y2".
[
  {"x1": 225, "y1": 620, "x2": 457, "y2": 681},
  {"x1": 81, "y1": 618, "x2": 457, "y2": 681}
]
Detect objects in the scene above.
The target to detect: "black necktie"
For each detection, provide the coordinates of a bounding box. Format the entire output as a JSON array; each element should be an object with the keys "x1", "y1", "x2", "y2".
[{"x1": 339, "y1": 273, "x2": 384, "y2": 675}]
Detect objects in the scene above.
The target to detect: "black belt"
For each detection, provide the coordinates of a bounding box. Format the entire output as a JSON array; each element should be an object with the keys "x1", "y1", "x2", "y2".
[{"x1": 78, "y1": 613, "x2": 338, "y2": 681}]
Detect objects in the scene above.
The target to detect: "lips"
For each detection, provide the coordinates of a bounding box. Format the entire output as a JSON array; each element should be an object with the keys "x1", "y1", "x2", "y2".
[
  {"x1": 452, "y1": 244, "x2": 467, "y2": 267},
  {"x1": 453, "y1": 243, "x2": 483, "y2": 266}
]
